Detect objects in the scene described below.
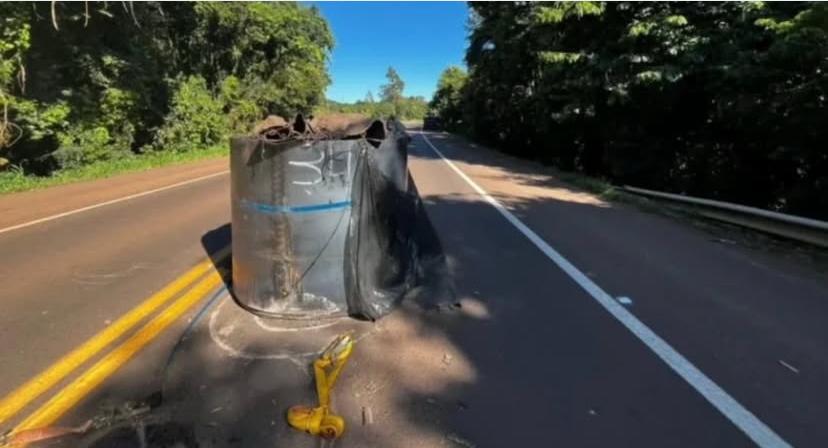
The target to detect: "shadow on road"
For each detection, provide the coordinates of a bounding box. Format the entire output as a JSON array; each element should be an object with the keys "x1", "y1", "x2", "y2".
[{"x1": 201, "y1": 223, "x2": 232, "y2": 290}]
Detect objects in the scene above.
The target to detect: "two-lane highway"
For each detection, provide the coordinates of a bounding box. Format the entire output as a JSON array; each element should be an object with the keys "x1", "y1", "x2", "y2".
[
  {"x1": 0, "y1": 158, "x2": 231, "y2": 431},
  {"x1": 1, "y1": 133, "x2": 826, "y2": 447}
]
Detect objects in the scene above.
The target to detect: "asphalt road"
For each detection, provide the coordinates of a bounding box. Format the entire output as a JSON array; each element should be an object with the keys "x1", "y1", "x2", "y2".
[
  {"x1": 0, "y1": 159, "x2": 230, "y2": 428},
  {"x1": 1, "y1": 133, "x2": 826, "y2": 447}
]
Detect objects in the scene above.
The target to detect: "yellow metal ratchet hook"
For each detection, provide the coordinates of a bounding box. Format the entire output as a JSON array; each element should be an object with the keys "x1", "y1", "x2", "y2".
[{"x1": 287, "y1": 333, "x2": 355, "y2": 439}]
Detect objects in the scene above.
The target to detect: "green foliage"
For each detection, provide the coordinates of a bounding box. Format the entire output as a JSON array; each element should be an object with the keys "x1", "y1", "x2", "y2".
[
  {"x1": 154, "y1": 76, "x2": 226, "y2": 152},
  {"x1": 218, "y1": 76, "x2": 261, "y2": 134},
  {"x1": 318, "y1": 67, "x2": 427, "y2": 120},
  {"x1": 435, "y1": 1, "x2": 828, "y2": 220},
  {"x1": 428, "y1": 66, "x2": 467, "y2": 129},
  {"x1": 0, "y1": 1, "x2": 333, "y2": 182},
  {"x1": 55, "y1": 126, "x2": 115, "y2": 168},
  {"x1": 317, "y1": 96, "x2": 429, "y2": 121},
  {"x1": 380, "y1": 67, "x2": 406, "y2": 116},
  {"x1": 380, "y1": 67, "x2": 405, "y2": 103},
  {"x1": 539, "y1": 51, "x2": 583, "y2": 64},
  {"x1": 396, "y1": 96, "x2": 429, "y2": 120},
  {"x1": 0, "y1": 7, "x2": 31, "y2": 153},
  {"x1": 535, "y1": 2, "x2": 605, "y2": 24},
  {"x1": 191, "y1": 2, "x2": 333, "y2": 116},
  {"x1": 13, "y1": 100, "x2": 70, "y2": 141}
]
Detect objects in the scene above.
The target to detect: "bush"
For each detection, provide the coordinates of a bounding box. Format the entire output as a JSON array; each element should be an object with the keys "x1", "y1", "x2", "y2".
[
  {"x1": 437, "y1": 2, "x2": 828, "y2": 220},
  {"x1": 0, "y1": 2, "x2": 333, "y2": 181},
  {"x1": 153, "y1": 76, "x2": 227, "y2": 152},
  {"x1": 219, "y1": 76, "x2": 262, "y2": 134}
]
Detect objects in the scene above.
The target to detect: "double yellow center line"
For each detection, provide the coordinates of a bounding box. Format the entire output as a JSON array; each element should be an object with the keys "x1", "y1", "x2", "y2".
[{"x1": 0, "y1": 247, "x2": 229, "y2": 435}]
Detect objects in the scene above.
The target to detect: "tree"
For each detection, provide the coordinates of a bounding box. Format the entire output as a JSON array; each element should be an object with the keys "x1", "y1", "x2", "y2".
[
  {"x1": 0, "y1": 2, "x2": 334, "y2": 174},
  {"x1": 314, "y1": 96, "x2": 428, "y2": 120},
  {"x1": 189, "y1": 2, "x2": 333, "y2": 117},
  {"x1": 429, "y1": 66, "x2": 467, "y2": 129},
  {"x1": 380, "y1": 67, "x2": 405, "y2": 115},
  {"x1": 435, "y1": 1, "x2": 828, "y2": 219}
]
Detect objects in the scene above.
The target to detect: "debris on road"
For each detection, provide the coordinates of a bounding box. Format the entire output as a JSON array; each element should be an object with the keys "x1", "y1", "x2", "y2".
[
  {"x1": 778, "y1": 359, "x2": 800, "y2": 374},
  {"x1": 446, "y1": 432, "x2": 476, "y2": 448},
  {"x1": 2, "y1": 398, "x2": 153, "y2": 446},
  {"x1": 1, "y1": 420, "x2": 92, "y2": 446},
  {"x1": 362, "y1": 406, "x2": 374, "y2": 425},
  {"x1": 253, "y1": 115, "x2": 289, "y2": 136},
  {"x1": 287, "y1": 333, "x2": 355, "y2": 440},
  {"x1": 255, "y1": 113, "x2": 385, "y2": 142},
  {"x1": 363, "y1": 380, "x2": 382, "y2": 395}
]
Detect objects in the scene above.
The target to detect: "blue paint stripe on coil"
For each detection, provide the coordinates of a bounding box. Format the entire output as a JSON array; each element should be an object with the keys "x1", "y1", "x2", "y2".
[{"x1": 241, "y1": 199, "x2": 352, "y2": 215}]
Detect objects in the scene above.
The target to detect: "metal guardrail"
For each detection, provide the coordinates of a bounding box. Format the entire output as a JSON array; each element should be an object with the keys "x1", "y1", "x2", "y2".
[{"x1": 622, "y1": 186, "x2": 828, "y2": 248}]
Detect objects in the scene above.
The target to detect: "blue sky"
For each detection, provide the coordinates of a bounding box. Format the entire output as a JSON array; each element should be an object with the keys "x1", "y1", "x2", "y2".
[{"x1": 313, "y1": 1, "x2": 469, "y2": 103}]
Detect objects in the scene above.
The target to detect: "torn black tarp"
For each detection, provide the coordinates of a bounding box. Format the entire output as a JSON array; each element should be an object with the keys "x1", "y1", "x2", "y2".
[{"x1": 230, "y1": 115, "x2": 452, "y2": 320}]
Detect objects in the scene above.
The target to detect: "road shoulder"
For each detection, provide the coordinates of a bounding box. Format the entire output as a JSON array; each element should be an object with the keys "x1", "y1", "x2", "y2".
[{"x1": 0, "y1": 157, "x2": 228, "y2": 231}]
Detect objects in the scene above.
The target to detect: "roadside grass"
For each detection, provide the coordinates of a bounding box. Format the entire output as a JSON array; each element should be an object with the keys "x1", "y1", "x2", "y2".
[{"x1": 0, "y1": 145, "x2": 227, "y2": 195}]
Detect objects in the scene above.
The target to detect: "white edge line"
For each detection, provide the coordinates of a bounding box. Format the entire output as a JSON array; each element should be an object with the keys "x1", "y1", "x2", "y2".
[
  {"x1": 0, "y1": 170, "x2": 229, "y2": 235},
  {"x1": 418, "y1": 132, "x2": 790, "y2": 448}
]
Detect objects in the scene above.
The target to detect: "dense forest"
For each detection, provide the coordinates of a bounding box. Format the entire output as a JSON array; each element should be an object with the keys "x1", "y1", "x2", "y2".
[
  {"x1": 0, "y1": 2, "x2": 332, "y2": 177},
  {"x1": 317, "y1": 67, "x2": 429, "y2": 120},
  {"x1": 431, "y1": 2, "x2": 828, "y2": 220}
]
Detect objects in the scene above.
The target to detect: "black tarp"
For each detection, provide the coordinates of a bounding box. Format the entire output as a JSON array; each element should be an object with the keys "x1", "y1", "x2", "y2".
[{"x1": 230, "y1": 115, "x2": 451, "y2": 320}]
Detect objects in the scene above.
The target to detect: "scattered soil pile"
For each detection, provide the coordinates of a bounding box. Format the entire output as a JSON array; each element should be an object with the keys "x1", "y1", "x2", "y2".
[{"x1": 254, "y1": 113, "x2": 387, "y2": 144}]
